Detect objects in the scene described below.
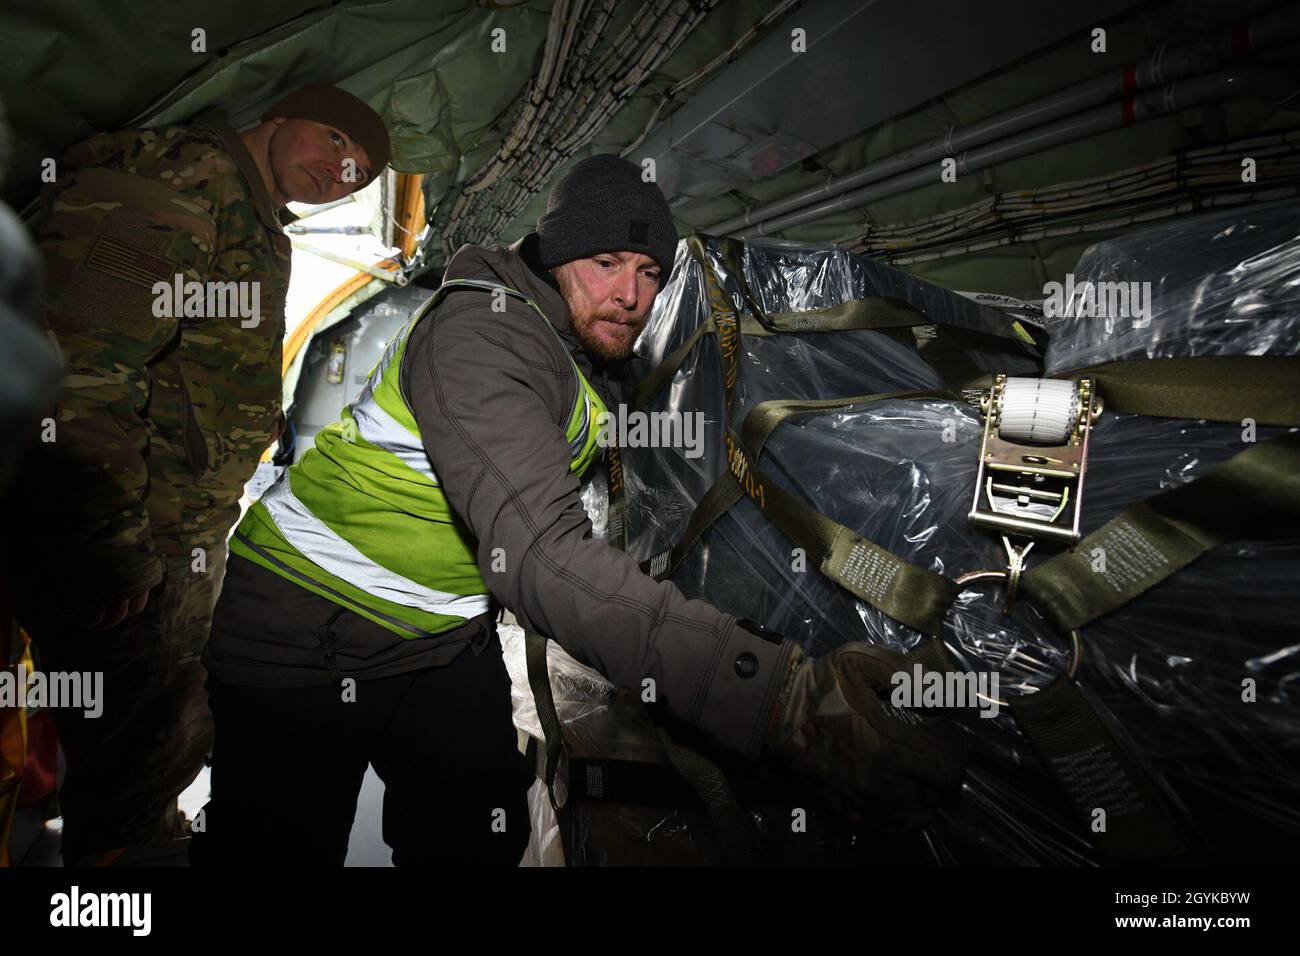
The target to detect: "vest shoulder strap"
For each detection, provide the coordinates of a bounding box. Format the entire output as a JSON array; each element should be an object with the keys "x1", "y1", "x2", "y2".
[
  {"x1": 418, "y1": 277, "x2": 585, "y2": 379},
  {"x1": 426, "y1": 277, "x2": 543, "y2": 322}
]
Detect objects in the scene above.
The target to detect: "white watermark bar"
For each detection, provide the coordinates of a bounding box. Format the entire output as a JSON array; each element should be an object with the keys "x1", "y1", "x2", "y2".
[
  {"x1": 152, "y1": 274, "x2": 262, "y2": 327},
  {"x1": 49, "y1": 886, "x2": 151, "y2": 936},
  {"x1": 596, "y1": 404, "x2": 707, "y2": 460},
  {"x1": 0, "y1": 663, "x2": 103, "y2": 718},
  {"x1": 1042, "y1": 273, "x2": 1152, "y2": 327},
  {"x1": 890, "y1": 663, "x2": 1001, "y2": 719}
]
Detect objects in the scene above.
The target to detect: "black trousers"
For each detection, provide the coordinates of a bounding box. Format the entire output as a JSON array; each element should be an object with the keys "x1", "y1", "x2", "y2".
[{"x1": 189, "y1": 629, "x2": 533, "y2": 867}]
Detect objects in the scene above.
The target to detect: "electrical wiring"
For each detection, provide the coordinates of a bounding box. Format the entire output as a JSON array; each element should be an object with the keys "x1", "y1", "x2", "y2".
[
  {"x1": 440, "y1": 0, "x2": 722, "y2": 257},
  {"x1": 831, "y1": 130, "x2": 1300, "y2": 264}
]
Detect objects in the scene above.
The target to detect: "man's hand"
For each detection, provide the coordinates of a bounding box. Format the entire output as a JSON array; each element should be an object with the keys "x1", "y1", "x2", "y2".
[
  {"x1": 765, "y1": 642, "x2": 967, "y2": 833},
  {"x1": 78, "y1": 591, "x2": 151, "y2": 630}
]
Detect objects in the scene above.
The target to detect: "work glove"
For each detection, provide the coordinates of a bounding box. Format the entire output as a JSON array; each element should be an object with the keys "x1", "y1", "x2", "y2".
[{"x1": 765, "y1": 642, "x2": 967, "y2": 833}]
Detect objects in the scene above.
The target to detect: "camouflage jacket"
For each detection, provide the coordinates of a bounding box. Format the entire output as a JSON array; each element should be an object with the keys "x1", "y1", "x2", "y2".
[{"x1": 24, "y1": 109, "x2": 289, "y2": 602}]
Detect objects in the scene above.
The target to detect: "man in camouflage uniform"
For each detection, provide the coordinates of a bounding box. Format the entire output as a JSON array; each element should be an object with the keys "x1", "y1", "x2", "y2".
[{"x1": 10, "y1": 85, "x2": 390, "y2": 864}]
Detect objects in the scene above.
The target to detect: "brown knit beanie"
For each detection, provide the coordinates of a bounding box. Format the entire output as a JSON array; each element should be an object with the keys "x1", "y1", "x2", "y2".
[{"x1": 262, "y1": 85, "x2": 391, "y2": 176}]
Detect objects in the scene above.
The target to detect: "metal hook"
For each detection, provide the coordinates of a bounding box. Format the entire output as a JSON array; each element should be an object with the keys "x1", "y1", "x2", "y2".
[
  {"x1": 1000, "y1": 535, "x2": 1034, "y2": 613},
  {"x1": 951, "y1": 568, "x2": 1084, "y2": 707}
]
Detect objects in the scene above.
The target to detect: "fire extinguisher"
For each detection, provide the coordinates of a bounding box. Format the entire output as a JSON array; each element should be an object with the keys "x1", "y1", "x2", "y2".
[{"x1": 326, "y1": 339, "x2": 347, "y2": 385}]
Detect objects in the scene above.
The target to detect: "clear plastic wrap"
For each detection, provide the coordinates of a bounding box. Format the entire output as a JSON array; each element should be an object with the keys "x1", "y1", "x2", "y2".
[
  {"x1": 657, "y1": 407, "x2": 1299, "y2": 865},
  {"x1": 1044, "y1": 200, "x2": 1300, "y2": 373},
  {"x1": 620, "y1": 237, "x2": 1040, "y2": 571},
  {"x1": 579, "y1": 229, "x2": 1300, "y2": 866}
]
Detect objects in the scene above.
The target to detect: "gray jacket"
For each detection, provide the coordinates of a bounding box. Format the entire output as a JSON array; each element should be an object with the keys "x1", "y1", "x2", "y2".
[{"x1": 207, "y1": 235, "x2": 795, "y2": 761}]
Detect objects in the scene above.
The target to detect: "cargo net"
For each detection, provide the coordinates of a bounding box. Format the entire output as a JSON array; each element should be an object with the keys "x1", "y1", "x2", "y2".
[{"x1": 508, "y1": 206, "x2": 1300, "y2": 866}]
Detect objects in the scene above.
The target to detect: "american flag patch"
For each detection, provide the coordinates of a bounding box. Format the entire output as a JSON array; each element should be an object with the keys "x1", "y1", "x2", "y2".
[{"x1": 85, "y1": 234, "x2": 176, "y2": 289}]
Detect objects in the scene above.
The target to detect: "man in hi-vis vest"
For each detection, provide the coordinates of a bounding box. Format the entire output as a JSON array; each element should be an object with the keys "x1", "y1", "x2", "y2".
[{"x1": 191, "y1": 155, "x2": 965, "y2": 866}]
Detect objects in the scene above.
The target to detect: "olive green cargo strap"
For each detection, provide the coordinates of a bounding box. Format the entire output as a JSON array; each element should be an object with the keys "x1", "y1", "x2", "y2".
[
  {"x1": 687, "y1": 235, "x2": 746, "y2": 416},
  {"x1": 525, "y1": 631, "x2": 565, "y2": 808},
  {"x1": 908, "y1": 324, "x2": 1027, "y2": 390},
  {"x1": 1021, "y1": 429, "x2": 1300, "y2": 633},
  {"x1": 736, "y1": 292, "x2": 1036, "y2": 391},
  {"x1": 637, "y1": 233, "x2": 1020, "y2": 632},
  {"x1": 642, "y1": 389, "x2": 963, "y2": 635},
  {"x1": 1058, "y1": 356, "x2": 1300, "y2": 426},
  {"x1": 1010, "y1": 672, "x2": 1202, "y2": 864},
  {"x1": 676, "y1": 356, "x2": 1300, "y2": 634},
  {"x1": 632, "y1": 320, "x2": 717, "y2": 413},
  {"x1": 905, "y1": 637, "x2": 1202, "y2": 864},
  {"x1": 689, "y1": 391, "x2": 967, "y2": 581},
  {"x1": 605, "y1": 442, "x2": 627, "y2": 552},
  {"x1": 713, "y1": 394, "x2": 1299, "y2": 636},
  {"x1": 630, "y1": 306, "x2": 1005, "y2": 409},
  {"x1": 719, "y1": 421, "x2": 958, "y2": 635},
  {"x1": 654, "y1": 726, "x2": 761, "y2": 864},
  {"x1": 904, "y1": 428, "x2": 1300, "y2": 863},
  {"x1": 633, "y1": 235, "x2": 1034, "y2": 411},
  {"x1": 708, "y1": 235, "x2": 1029, "y2": 345},
  {"x1": 747, "y1": 295, "x2": 941, "y2": 334},
  {"x1": 697, "y1": 393, "x2": 1291, "y2": 861},
  {"x1": 737, "y1": 389, "x2": 960, "y2": 450},
  {"x1": 641, "y1": 466, "x2": 742, "y2": 581},
  {"x1": 792, "y1": 475, "x2": 957, "y2": 635},
  {"x1": 969, "y1": 355, "x2": 1300, "y2": 425}
]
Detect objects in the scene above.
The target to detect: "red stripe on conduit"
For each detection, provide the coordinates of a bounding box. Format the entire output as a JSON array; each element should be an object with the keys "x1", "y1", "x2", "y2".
[
  {"x1": 1231, "y1": 22, "x2": 1252, "y2": 56},
  {"x1": 1122, "y1": 97, "x2": 1137, "y2": 124},
  {"x1": 1122, "y1": 63, "x2": 1138, "y2": 95}
]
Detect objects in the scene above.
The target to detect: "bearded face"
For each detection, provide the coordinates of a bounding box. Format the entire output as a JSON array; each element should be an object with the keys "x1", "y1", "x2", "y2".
[{"x1": 551, "y1": 252, "x2": 661, "y2": 362}]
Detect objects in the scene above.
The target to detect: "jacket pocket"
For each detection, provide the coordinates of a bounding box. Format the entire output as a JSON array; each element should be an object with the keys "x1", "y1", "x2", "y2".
[
  {"x1": 174, "y1": 355, "x2": 234, "y2": 480},
  {"x1": 179, "y1": 376, "x2": 210, "y2": 476}
]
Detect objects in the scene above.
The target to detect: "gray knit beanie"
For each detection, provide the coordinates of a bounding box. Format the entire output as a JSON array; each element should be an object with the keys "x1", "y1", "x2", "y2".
[{"x1": 536, "y1": 154, "x2": 678, "y2": 283}]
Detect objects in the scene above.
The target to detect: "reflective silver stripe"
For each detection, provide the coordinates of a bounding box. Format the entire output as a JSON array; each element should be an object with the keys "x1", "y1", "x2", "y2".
[
  {"x1": 351, "y1": 397, "x2": 439, "y2": 483},
  {"x1": 441, "y1": 277, "x2": 531, "y2": 302},
  {"x1": 259, "y1": 476, "x2": 489, "y2": 620},
  {"x1": 371, "y1": 323, "x2": 406, "y2": 382},
  {"x1": 232, "y1": 532, "x2": 434, "y2": 639},
  {"x1": 569, "y1": 389, "x2": 592, "y2": 456},
  {"x1": 348, "y1": 377, "x2": 440, "y2": 484}
]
